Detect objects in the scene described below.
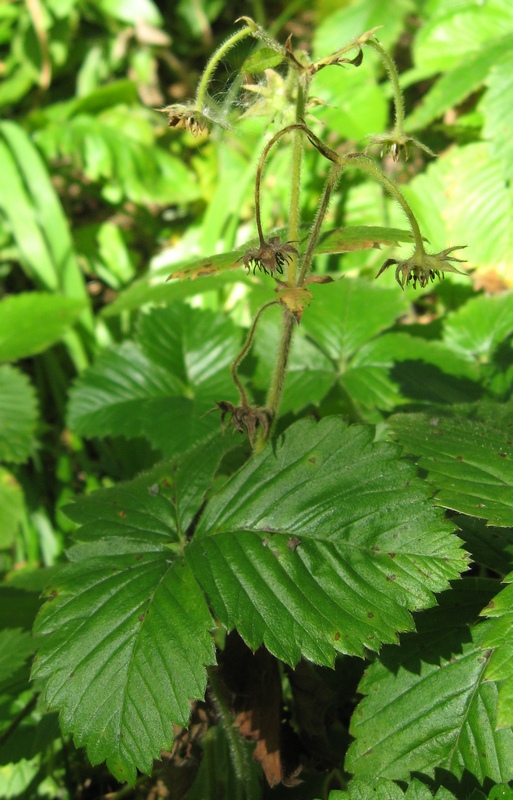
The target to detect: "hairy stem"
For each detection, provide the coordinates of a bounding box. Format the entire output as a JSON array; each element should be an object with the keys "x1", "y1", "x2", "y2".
[
  {"x1": 231, "y1": 301, "x2": 279, "y2": 407},
  {"x1": 195, "y1": 26, "x2": 253, "y2": 110},
  {"x1": 264, "y1": 309, "x2": 296, "y2": 424},
  {"x1": 298, "y1": 163, "x2": 343, "y2": 286},
  {"x1": 365, "y1": 38, "x2": 405, "y2": 135},
  {"x1": 344, "y1": 155, "x2": 424, "y2": 251},
  {"x1": 254, "y1": 123, "x2": 307, "y2": 246},
  {"x1": 286, "y1": 75, "x2": 308, "y2": 284}
]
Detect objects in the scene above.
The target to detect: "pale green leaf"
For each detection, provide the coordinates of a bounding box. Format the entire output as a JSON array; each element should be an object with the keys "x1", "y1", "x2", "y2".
[
  {"x1": 0, "y1": 293, "x2": 85, "y2": 362},
  {"x1": 93, "y1": 0, "x2": 162, "y2": 25},
  {"x1": 313, "y1": 0, "x2": 413, "y2": 54},
  {"x1": 480, "y1": 51, "x2": 513, "y2": 182},
  {"x1": 0, "y1": 122, "x2": 91, "y2": 315},
  {"x1": 188, "y1": 417, "x2": 467, "y2": 667},
  {"x1": 346, "y1": 583, "x2": 513, "y2": 784},
  {"x1": 241, "y1": 47, "x2": 283, "y2": 73},
  {"x1": 405, "y1": 36, "x2": 513, "y2": 132},
  {"x1": 443, "y1": 293, "x2": 513, "y2": 361},
  {"x1": 413, "y1": 1, "x2": 513, "y2": 72},
  {"x1": 0, "y1": 467, "x2": 25, "y2": 548},
  {"x1": 0, "y1": 365, "x2": 38, "y2": 463},
  {"x1": 389, "y1": 409, "x2": 513, "y2": 526}
]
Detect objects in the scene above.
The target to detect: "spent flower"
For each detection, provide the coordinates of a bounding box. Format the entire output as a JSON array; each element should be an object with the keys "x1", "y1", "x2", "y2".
[{"x1": 376, "y1": 245, "x2": 468, "y2": 290}]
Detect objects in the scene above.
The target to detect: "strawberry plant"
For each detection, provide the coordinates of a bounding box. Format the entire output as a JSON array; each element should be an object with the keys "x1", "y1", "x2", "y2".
[{"x1": 1, "y1": 2, "x2": 513, "y2": 798}]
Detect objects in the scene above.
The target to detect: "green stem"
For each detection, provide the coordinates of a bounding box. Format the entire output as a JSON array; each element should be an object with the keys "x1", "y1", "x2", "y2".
[
  {"x1": 231, "y1": 301, "x2": 279, "y2": 406},
  {"x1": 344, "y1": 155, "x2": 424, "y2": 251},
  {"x1": 365, "y1": 38, "x2": 405, "y2": 135},
  {"x1": 261, "y1": 309, "x2": 295, "y2": 443},
  {"x1": 195, "y1": 26, "x2": 253, "y2": 109},
  {"x1": 286, "y1": 76, "x2": 308, "y2": 285},
  {"x1": 254, "y1": 123, "x2": 307, "y2": 246},
  {"x1": 297, "y1": 163, "x2": 343, "y2": 286}
]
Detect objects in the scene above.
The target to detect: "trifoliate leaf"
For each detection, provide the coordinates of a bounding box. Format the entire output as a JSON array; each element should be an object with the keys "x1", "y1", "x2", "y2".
[
  {"x1": 346, "y1": 582, "x2": 513, "y2": 785},
  {"x1": 67, "y1": 305, "x2": 241, "y2": 457},
  {"x1": 188, "y1": 417, "x2": 468, "y2": 667}
]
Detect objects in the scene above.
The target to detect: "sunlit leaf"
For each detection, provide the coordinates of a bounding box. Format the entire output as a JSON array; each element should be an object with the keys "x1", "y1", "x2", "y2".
[
  {"x1": 188, "y1": 416, "x2": 467, "y2": 666},
  {"x1": 0, "y1": 294, "x2": 85, "y2": 362},
  {"x1": 0, "y1": 365, "x2": 38, "y2": 463}
]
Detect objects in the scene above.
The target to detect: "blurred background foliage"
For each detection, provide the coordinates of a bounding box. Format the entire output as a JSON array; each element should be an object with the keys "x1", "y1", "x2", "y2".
[{"x1": 1, "y1": 0, "x2": 513, "y2": 796}]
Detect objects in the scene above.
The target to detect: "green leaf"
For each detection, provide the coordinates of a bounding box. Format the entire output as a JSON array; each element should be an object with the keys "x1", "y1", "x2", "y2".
[
  {"x1": 33, "y1": 450, "x2": 225, "y2": 785},
  {"x1": 0, "y1": 467, "x2": 25, "y2": 548},
  {"x1": 413, "y1": 1, "x2": 513, "y2": 72},
  {"x1": 188, "y1": 417, "x2": 467, "y2": 667},
  {"x1": 0, "y1": 365, "x2": 38, "y2": 463},
  {"x1": 480, "y1": 51, "x2": 513, "y2": 182},
  {"x1": 397, "y1": 143, "x2": 513, "y2": 277},
  {"x1": 298, "y1": 280, "x2": 410, "y2": 418},
  {"x1": 37, "y1": 113, "x2": 199, "y2": 206},
  {"x1": 0, "y1": 122, "x2": 91, "y2": 315},
  {"x1": 443, "y1": 293, "x2": 513, "y2": 362},
  {"x1": 482, "y1": 572, "x2": 513, "y2": 728},
  {"x1": 314, "y1": 0, "x2": 413, "y2": 53},
  {"x1": 389, "y1": 408, "x2": 513, "y2": 527},
  {"x1": 68, "y1": 306, "x2": 241, "y2": 457},
  {"x1": 241, "y1": 47, "x2": 283, "y2": 73},
  {"x1": 331, "y1": 778, "x2": 459, "y2": 800},
  {"x1": 346, "y1": 582, "x2": 513, "y2": 785},
  {"x1": 0, "y1": 629, "x2": 35, "y2": 683},
  {"x1": 0, "y1": 293, "x2": 85, "y2": 362},
  {"x1": 405, "y1": 36, "x2": 513, "y2": 132},
  {"x1": 93, "y1": 0, "x2": 162, "y2": 25}
]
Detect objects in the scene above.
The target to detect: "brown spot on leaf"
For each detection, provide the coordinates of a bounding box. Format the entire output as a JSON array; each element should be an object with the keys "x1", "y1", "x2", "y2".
[
  {"x1": 287, "y1": 536, "x2": 301, "y2": 552},
  {"x1": 334, "y1": 632, "x2": 341, "y2": 641}
]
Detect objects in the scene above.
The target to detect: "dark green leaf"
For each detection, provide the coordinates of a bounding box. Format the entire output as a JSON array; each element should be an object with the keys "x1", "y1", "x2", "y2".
[
  {"x1": 0, "y1": 629, "x2": 35, "y2": 683},
  {"x1": 389, "y1": 409, "x2": 513, "y2": 526},
  {"x1": 188, "y1": 417, "x2": 467, "y2": 667},
  {"x1": 346, "y1": 582, "x2": 513, "y2": 785}
]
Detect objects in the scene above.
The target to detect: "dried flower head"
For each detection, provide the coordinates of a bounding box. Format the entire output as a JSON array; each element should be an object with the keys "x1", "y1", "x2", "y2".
[
  {"x1": 376, "y1": 245, "x2": 468, "y2": 290},
  {"x1": 239, "y1": 236, "x2": 298, "y2": 277},
  {"x1": 212, "y1": 401, "x2": 271, "y2": 445},
  {"x1": 366, "y1": 132, "x2": 436, "y2": 161},
  {"x1": 163, "y1": 103, "x2": 213, "y2": 136}
]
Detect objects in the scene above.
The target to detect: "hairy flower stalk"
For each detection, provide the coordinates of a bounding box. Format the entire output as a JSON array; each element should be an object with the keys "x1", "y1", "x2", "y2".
[
  {"x1": 345, "y1": 155, "x2": 466, "y2": 289},
  {"x1": 364, "y1": 37, "x2": 435, "y2": 160},
  {"x1": 164, "y1": 23, "x2": 254, "y2": 134}
]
